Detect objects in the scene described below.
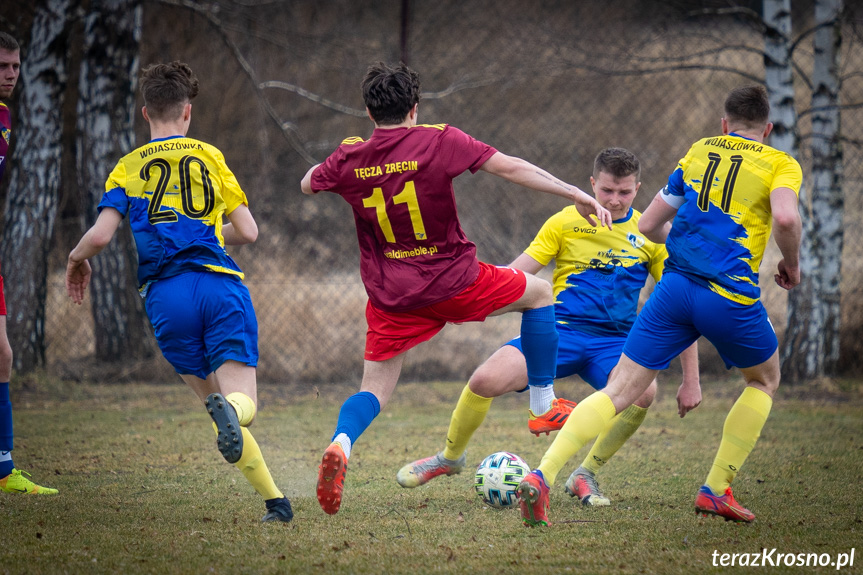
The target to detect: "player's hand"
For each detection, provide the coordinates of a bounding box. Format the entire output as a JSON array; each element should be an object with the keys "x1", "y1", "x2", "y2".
[
  {"x1": 574, "y1": 191, "x2": 613, "y2": 230},
  {"x1": 65, "y1": 258, "x2": 92, "y2": 305},
  {"x1": 676, "y1": 380, "x2": 702, "y2": 418},
  {"x1": 774, "y1": 258, "x2": 801, "y2": 290}
]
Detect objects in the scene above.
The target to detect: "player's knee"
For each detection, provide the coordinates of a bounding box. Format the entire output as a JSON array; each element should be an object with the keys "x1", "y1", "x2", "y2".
[
  {"x1": 764, "y1": 371, "x2": 780, "y2": 392},
  {"x1": 468, "y1": 366, "x2": 507, "y2": 398},
  {"x1": 468, "y1": 367, "x2": 494, "y2": 397},
  {"x1": 634, "y1": 380, "x2": 657, "y2": 408},
  {"x1": 741, "y1": 355, "x2": 781, "y2": 397},
  {"x1": 537, "y1": 279, "x2": 554, "y2": 307},
  {"x1": 752, "y1": 376, "x2": 780, "y2": 396},
  {"x1": 525, "y1": 276, "x2": 554, "y2": 308},
  {"x1": 0, "y1": 341, "x2": 12, "y2": 378}
]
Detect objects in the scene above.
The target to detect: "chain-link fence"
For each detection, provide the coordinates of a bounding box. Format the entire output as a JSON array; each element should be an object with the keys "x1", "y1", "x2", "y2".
[{"x1": 32, "y1": 0, "x2": 863, "y2": 383}]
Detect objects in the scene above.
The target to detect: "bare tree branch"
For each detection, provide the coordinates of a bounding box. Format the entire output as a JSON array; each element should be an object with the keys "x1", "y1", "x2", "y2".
[
  {"x1": 421, "y1": 77, "x2": 502, "y2": 99},
  {"x1": 229, "y1": 0, "x2": 286, "y2": 6},
  {"x1": 687, "y1": 5, "x2": 763, "y2": 23},
  {"x1": 840, "y1": 70, "x2": 863, "y2": 82},
  {"x1": 687, "y1": 5, "x2": 767, "y2": 34},
  {"x1": 789, "y1": 19, "x2": 840, "y2": 54},
  {"x1": 793, "y1": 59, "x2": 814, "y2": 90},
  {"x1": 798, "y1": 100, "x2": 863, "y2": 118},
  {"x1": 621, "y1": 44, "x2": 765, "y2": 65},
  {"x1": 684, "y1": 0, "x2": 828, "y2": 94},
  {"x1": 260, "y1": 81, "x2": 366, "y2": 117},
  {"x1": 839, "y1": 135, "x2": 863, "y2": 147},
  {"x1": 550, "y1": 61, "x2": 763, "y2": 83},
  {"x1": 154, "y1": 0, "x2": 317, "y2": 164}
]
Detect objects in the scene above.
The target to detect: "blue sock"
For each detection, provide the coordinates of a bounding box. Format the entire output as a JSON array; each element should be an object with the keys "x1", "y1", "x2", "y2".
[
  {"x1": 533, "y1": 468, "x2": 548, "y2": 487},
  {"x1": 0, "y1": 382, "x2": 14, "y2": 477},
  {"x1": 521, "y1": 306, "x2": 558, "y2": 388},
  {"x1": 331, "y1": 391, "x2": 381, "y2": 445}
]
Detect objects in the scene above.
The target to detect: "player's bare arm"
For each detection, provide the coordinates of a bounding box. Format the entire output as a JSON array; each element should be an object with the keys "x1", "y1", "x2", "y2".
[
  {"x1": 638, "y1": 190, "x2": 677, "y2": 243},
  {"x1": 65, "y1": 207, "x2": 123, "y2": 305},
  {"x1": 300, "y1": 163, "x2": 322, "y2": 195},
  {"x1": 508, "y1": 252, "x2": 545, "y2": 276},
  {"x1": 676, "y1": 341, "x2": 701, "y2": 418},
  {"x1": 769, "y1": 186, "x2": 802, "y2": 290},
  {"x1": 221, "y1": 204, "x2": 258, "y2": 245},
  {"x1": 479, "y1": 152, "x2": 612, "y2": 230}
]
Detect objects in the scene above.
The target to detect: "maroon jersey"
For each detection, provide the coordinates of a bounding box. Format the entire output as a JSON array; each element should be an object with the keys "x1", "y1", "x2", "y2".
[
  {"x1": 0, "y1": 103, "x2": 10, "y2": 185},
  {"x1": 311, "y1": 124, "x2": 497, "y2": 312},
  {"x1": 0, "y1": 103, "x2": 9, "y2": 308}
]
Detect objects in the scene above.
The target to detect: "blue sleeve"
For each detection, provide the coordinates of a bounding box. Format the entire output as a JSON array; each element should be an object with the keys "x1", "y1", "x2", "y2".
[
  {"x1": 97, "y1": 187, "x2": 130, "y2": 218},
  {"x1": 666, "y1": 166, "x2": 685, "y2": 198}
]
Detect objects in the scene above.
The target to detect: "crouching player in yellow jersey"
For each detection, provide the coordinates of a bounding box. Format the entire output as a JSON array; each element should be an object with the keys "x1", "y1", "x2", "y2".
[
  {"x1": 397, "y1": 148, "x2": 700, "y2": 506},
  {"x1": 517, "y1": 85, "x2": 802, "y2": 526},
  {"x1": 65, "y1": 61, "x2": 292, "y2": 523}
]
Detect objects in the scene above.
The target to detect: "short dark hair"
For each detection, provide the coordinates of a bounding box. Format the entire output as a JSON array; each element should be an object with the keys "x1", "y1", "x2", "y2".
[
  {"x1": 140, "y1": 61, "x2": 199, "y2": 121},
  {"x1": 724, "y1": 85, "x2": 770, "y2": 130},
  {"x1": 0, "y1": 32, "x2": 19, "y2": 52},
  {"x1": 361, "y1": 62, "x2": 421, "y2": 126},
  {"x1": 593, "y1": 147, "x2": 641, "y2": 181}
]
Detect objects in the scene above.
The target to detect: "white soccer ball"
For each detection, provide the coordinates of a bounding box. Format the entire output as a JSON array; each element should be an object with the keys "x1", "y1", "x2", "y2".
[{"x1": 474, "y1": 451, "x2": 531, "y2": 509}]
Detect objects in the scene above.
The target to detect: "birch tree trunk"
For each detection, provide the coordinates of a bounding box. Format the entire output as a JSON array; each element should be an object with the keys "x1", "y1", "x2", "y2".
[
  {"x1": 762, "y1": 0, "x2": 811, "y2": 382},
  {"x1": 779, "y1": 0, "x2": 844, "y2": 381},
  {"x1": 0, "y1": 0, "x2": 71, "y2": 372},
  {"x1": 763, "y1": 0, "x2": 799, "y2": 156},
  {"x1": 76, "y1": 0, "x2": 154, "y2": 361}
]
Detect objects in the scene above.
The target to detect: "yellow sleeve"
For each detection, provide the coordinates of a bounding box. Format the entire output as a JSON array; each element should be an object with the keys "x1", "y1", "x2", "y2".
[
  {"x1": 216, "y1": 152, "x2": 249, "y2": 213},
  {"x1": 648, "y1": 242, "x2": 668, "y2": 283},
  {"x1": 771, "y1": 154, "x2": 802, "y2": 196},
  {"x1": 105, "y1": 160, "x2": 127, "y2": 192},
  {"x1": 523, "y1": 211, "x2": 566, "y2": 266}
]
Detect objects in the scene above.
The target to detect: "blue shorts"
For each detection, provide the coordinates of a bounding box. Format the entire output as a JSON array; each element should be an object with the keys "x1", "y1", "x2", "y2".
[
  {"x1": 145, "y1": 271, "x2": 259, "y2": 379},
  {"x1": 623, "y1": 271, "x2": 777, "y2": 370},
  {"x1": 507, "y1": 328, "x2": 625, "y2": 390}
]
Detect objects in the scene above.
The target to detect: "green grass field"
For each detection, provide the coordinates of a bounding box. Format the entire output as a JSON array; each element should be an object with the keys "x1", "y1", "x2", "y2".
[{"x1": 1, "y1": 377, "x2": 861, "y2": 574}]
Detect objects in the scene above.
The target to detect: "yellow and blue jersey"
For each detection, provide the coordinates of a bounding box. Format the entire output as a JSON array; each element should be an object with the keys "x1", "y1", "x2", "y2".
[
  {"x1": 525, "y1": 206, "x2": 666, "y2": 337},
  {"x1": 662, "y1": 133, "x2": 802, "y2": 304},
  {"x1": 98, "y1": 135, "x2": 248, "y2": 291}
]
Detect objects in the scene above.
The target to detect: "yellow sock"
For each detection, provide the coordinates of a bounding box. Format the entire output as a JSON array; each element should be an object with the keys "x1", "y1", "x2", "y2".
[
  {"x1": 705, "y1": 386, "x2": 772, "y2": 494},
  {"x1": 581, "y1": 404, "x2": 647, "y2": 474},
  {"x1": 538, "y1": 392, "x2": 616, "y2": 486},
  {"x1": 225, "y1": 392, "x2": 256, "y2": 426},
  {"x1": 442, "y1": 384, "x2": 493, "y2": 461},
  {"x1": 234, "y1": 427, "x2": 283, "y2": 500}
]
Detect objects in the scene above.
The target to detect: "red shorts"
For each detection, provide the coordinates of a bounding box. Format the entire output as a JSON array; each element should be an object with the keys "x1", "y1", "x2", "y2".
[
  {"x1": 364, "y1": 262, "x2": 527, "y2": 361},
  {"x1": 0, "y1": 275, "x2": 6, "y2": 316}
]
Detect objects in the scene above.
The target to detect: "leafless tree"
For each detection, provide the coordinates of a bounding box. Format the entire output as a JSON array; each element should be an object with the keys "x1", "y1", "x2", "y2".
[
  {"x1": 76, "y1": 0, "x2": 155, "y2": 363},
  {"x1": 763, "y1": 0, "x2": 845, "y2": 382},
  {"x1": 0, "y1": 0, "x2": 72, "y2": 371}
]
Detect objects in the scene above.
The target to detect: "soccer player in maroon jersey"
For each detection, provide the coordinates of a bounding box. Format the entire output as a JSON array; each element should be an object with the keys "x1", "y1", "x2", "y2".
[
  {"x1": 0, "y1": 32, "x2": 58, "y2": 495},
  {"x1": 301, "y1": 61, "x2": 612, "y2": 515}
]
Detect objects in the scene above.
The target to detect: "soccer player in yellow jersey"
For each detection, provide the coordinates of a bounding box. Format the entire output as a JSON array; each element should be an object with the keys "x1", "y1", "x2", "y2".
[
  {"x1": 65, "y1": 61, "x2": 292, "y2": 523},
  {"x1": 517, "y1": 85, "x2": 802, "y2": 526},
  {"x1": 396, "y1": 148, "x2": 700, "y2": 506}
]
